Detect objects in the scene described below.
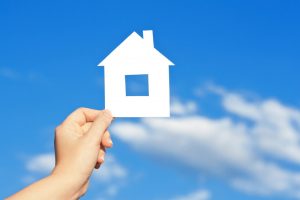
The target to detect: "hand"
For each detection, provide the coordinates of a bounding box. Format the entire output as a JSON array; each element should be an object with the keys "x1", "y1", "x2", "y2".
[
  {"x1": 6, "y1": 108, "x2": 113, "y2": 200},
  {"x1": 52, "y1": 108, "x2": 113, "y2": 198}
]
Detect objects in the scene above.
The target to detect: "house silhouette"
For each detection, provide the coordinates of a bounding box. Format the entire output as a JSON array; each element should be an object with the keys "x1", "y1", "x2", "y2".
[{"x1": 98, "y1": 30, "x2": 174, "y2": 117}]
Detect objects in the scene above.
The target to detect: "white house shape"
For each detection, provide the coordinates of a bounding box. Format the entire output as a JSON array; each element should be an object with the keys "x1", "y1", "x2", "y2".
[{"x1": 98, "y1": 30, "x2": 174, "y2": 117}]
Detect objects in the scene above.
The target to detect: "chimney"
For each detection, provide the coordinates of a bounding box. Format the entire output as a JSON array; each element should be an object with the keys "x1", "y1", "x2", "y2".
[{"x1": 143, "y1": 30, "x2": 154, "y2": 48}]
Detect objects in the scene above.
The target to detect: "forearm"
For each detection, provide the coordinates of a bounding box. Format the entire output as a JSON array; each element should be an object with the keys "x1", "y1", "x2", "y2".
[{"x1": 6, "y1": 174, "x2": 81, "y2": 200}]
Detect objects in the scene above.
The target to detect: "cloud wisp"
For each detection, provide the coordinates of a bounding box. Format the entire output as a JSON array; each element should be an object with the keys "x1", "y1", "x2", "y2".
[
  {"x1": 26, "y1": 153, "x2": 55, "y2": 174},
  {"x1": 111, "y1": 85, "x2": 300, "y2": 198},
  {"x1": 23, "y1": 153, "x2": 127, "y2": 199},
  {"x1": 0, "y1": 68, "x2": 19, "y2": 80},
  {"x1": 0, "y1": 67, "x2": 43, "y2": 82},
  {"x1": 170, "y1": 189, "x2": 211, "y2": 200},
  {"x1": 93, "y1": 155, "x2": 128, "y2": 182}
]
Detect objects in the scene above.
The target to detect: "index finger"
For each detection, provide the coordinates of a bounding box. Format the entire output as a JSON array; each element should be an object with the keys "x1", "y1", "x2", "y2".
[{"x1": 64, "y1": 107, "x2": 102, "y2": 126}]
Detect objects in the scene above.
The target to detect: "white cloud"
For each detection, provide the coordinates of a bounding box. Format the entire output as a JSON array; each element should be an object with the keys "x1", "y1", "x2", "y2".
[
  {"x1": 170, "y1": 98, "x2": 198, "y2": 115},
  {"x1": 25, "y1": 153, "x2": 127, "y2": 180},
  {"x1": 93, "y1": 155, "x2": 127, "y2": 182},
  {"x1": 170, "y1": 189, "x2": 211, "y2": 200},
  {"x1": 105, "y1": 185, "x2": 119, "y2": 197},
  {"x1": 26, "y1": 153, "x2": 55, "y2": 174},
  {"x1": 0, "y1": 67, "x2": 43, "y2": 82},
  {"x1": 23, "y1": 146, "x2": 128, "y2": 199},
  {"x1": 111, "y1": 88, "x2": 300, "y2": 198},
  {"x1": 213, "y1": 87, "x2": 300, "y2": 164},
  {"x1": 92, "y1": 155, "x2": 128, "y2": 199},
  {"x1": 0, "y1": 68, "x2": 19, "y2": 79},
  {"x1": 23, "y1": 153, "x2": 128, "y2": 199}
]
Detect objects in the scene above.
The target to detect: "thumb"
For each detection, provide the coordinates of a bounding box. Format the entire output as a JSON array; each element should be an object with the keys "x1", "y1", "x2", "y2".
[{"x1": 86, "y1": 110, "x2": 113, "y2": 144}]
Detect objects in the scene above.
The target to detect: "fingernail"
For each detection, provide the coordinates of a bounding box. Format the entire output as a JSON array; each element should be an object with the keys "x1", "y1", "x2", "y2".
[
  {"x1": 101, "y1": 155, "x2": 105, "y2": 162},
  {"x1": 108, "y1": 138, "x2": 113, "y2": 146}
]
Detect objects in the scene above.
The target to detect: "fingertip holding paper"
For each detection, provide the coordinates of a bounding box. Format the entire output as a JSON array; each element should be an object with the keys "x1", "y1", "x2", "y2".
[{"x1": 98, "y1": 30, "x2": 174, "y2": 117}]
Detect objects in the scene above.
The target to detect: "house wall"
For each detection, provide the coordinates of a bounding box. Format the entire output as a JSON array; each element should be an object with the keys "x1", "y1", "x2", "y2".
[{"x1": 104, "y1": 63, "x2": 170, "y2": 117}]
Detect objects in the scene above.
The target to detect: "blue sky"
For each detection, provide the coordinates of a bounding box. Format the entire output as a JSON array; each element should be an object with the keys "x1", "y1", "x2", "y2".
[{"x1": 1, "y1": 0, "x2": 300, "y2": 199}]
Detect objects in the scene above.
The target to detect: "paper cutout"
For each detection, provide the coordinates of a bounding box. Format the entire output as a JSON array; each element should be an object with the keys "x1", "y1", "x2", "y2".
[{"x1": 98, "y1": 30, "x2": 174, "y2": 117}]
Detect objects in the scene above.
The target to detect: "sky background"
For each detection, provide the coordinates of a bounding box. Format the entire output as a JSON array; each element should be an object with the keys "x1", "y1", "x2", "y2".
[{"x1": 1, "y1": 0, "x2": 300, "y2": 200}]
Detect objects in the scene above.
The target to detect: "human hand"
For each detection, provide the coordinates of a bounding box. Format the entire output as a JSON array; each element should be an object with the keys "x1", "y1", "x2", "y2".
[
  {"x1": 52, "y1": 108, "x2": 113, "y2": 198},
  {"x1": 6, "y1": 108, "x2": 113, "y2": 200}
]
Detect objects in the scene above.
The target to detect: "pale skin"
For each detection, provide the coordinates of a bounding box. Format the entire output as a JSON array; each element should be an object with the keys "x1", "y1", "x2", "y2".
[{"x1": 6, "y1": 108, "x2": 114, "y2": 200}]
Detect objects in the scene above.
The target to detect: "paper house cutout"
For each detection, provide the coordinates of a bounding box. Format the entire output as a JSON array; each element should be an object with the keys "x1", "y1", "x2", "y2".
[{"x1": 98, "y1": 30, "x2": 174, "y2": 117}]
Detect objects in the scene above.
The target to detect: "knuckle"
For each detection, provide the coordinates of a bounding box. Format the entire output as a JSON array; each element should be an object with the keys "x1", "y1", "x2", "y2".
[
  {"x1": 77, "y1": 107, "x2": 84, "y2": 111},
  {"x1": 77, "y1": 107, "x2": 86, "y2": 112}
]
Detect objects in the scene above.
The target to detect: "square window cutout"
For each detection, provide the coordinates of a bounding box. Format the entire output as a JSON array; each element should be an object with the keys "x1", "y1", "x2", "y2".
[{"x1": 125, "y1": 74, "x2": 149, "y2": 96}]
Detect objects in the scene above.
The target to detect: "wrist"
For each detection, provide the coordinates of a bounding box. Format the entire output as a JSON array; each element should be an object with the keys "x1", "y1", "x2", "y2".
[{"x1": 49, "y1": 171, "x2": 83, "y2": 200}]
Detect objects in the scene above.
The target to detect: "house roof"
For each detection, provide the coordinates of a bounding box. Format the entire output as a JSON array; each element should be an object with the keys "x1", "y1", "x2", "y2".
[{"x1": 98, "y1": 31, "x2": 174, "y2": 66}]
